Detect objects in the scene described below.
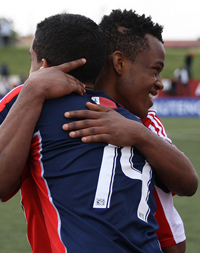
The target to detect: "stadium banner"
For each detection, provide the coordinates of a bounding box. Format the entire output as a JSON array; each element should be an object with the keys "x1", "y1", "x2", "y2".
[{"x1": 152, "y1": 98, "x2": 200, "y2": 117}]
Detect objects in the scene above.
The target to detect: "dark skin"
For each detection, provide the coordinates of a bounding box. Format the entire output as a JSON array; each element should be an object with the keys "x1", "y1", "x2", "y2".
[{"x1": 163, "y1": 243, "x2": 186, "y2": 253}]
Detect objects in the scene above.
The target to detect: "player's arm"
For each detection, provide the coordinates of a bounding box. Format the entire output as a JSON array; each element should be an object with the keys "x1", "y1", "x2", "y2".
[
  {"x1": 162, "y1": 242, "x2": 186, "y2": 253},
  {"x1": 0, "y1": 59, "x2": 86, "y2": 199},
  {"x1": 147, "y1": 113, "x2": 186, "y2": 253},
  {"x1": 63, "y1": 102, "x2": 198, "y2": 197}
]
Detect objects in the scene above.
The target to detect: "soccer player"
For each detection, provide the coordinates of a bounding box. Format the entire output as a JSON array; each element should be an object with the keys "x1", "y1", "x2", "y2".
[
  {"x1": 0, "y1": 11, "x2": 197, "y2": 253},
  {"x1": 61, "y1": 10, "x2": 191, "y2": 253}
]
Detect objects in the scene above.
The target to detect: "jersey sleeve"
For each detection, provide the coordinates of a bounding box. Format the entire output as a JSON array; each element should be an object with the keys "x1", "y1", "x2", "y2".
[
  {"x1": 0, "y1": 85, "x2": 22, "y2": 120},
  {"x1": 154, "y1": 186, "x2": 186, "y2": 248},
  {"x1": 141, "y1": 110, "x2": 186, "y2": 248},
  {"x1": 140, "y1": 109, "x2": 174, "y2": 145},
  {"x1": 0, "y1": 85, "x2": 24, "y2": 202}
]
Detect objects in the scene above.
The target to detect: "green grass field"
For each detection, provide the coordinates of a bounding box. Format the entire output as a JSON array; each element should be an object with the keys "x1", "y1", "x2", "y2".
[
  {"x1": 161, "y1": 117, "x2": 200, "y2": 253},
  {"x1": 0, "y1": 47, "x2": 30, "y2": 77},
  {"x1": 162, "y1": 118, "x2": 200, "y2": 253},
  {"x1": 0, "y1": 117, "x2": 199, "y2": 252}
]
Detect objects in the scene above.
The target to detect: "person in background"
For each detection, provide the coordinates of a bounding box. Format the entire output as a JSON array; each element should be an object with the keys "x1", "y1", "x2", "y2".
[
  {"x1": 185, "y1": 52, "x2": 195, "y2": 79},
  {"x1": 0, "y1": 62, "x2": 9, "y2": 83},
  {"x1": 173, "y1": 67, "x2": 190, "y2": 96}
]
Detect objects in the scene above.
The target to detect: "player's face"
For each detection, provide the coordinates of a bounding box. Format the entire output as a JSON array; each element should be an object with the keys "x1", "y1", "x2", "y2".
[
  {"x1": 114, "y1": 35, "x2": 165, "y2": 119},
  {"x1": 29, "y1": 38, "x2": 43, "y2": 75}
]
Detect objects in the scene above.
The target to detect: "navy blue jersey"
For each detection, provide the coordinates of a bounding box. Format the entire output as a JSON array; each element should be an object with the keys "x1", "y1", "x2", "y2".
[{"x1": 0, "y1": 87, "x2": 162, "y2": 252}]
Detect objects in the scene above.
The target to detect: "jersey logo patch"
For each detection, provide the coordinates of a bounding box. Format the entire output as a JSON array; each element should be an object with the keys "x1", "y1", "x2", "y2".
[{"x1": 95, "y1": 199, "x2": 105, "y2": 206}]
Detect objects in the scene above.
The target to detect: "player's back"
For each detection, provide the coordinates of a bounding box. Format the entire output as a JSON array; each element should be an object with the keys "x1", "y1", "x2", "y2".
[{"x1": 28, "y1": 90, "x2": 162, "y2": 253}]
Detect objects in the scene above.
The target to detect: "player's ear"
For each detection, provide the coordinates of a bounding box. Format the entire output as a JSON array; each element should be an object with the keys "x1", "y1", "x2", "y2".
[
  {"x1": 41, "y1": 58, "x2": 51, "y2": 68},
  {"x1": 112, "y1": 51, "x2": 125, "y2": 75}
]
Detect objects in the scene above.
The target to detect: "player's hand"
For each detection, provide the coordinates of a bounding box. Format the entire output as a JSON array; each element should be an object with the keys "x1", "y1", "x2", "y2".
[
  {"x1": 62, "y1": 102, "x2": 141, "y2": 146},
  {"x1": 24, "y1": 58, "x2": 86, "y2": 101}
]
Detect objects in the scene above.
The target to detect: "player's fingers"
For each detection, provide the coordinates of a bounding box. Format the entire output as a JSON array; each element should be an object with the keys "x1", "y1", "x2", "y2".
[
  {"x1": 86, "y1": 102, "x2": 112, "y2": 112},
  {"x1": 62, "y1": 72, "x2": 86, "y2": 96},
  {"x1": 63, "y1": 119, "x2": 102, "y2": 131},
  {"x1": 81, "y1": 134, "x2": 110, "y2": 143},
  {"x1": 68, "y1": 127, "x2": 108, "y2": 140},
  {"x1": 64, "y1": 109, "x2": 103, "y2": 120},
  {"x1": 73, "y1": 86, "x2": 86, "y2": 96},
  {"x1": 65, "y1": 74, "x2": 86, "y2": 89},
  {"x1": 65, "y1": 79, "x2": 86, "y2": 96},
  {"x1": 57, "y1": 58, "x2": 86, "y2": 73}
]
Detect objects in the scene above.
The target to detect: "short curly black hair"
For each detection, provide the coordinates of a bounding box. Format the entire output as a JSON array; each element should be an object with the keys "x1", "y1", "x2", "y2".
[
  {"x1": 33, "y1": 13, "x2": 107, "y2": 84},
  {"x1": 99, "y1": 9, "x2": 164, "y2": 62}
]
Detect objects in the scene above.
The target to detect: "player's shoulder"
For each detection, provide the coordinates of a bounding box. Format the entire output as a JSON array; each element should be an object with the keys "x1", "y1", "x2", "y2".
[
  {"x1": 0, "y1": 85, "x2": 22, "y2": 111},
  {"x1": 141, "y1": 109, "x2": 163, "y2": 126},
  {"x1": 141, "y1": 109, "x2": 172, "y2": 141},
  {"x1": 147, "y1": 109, "x2": 160, "y2": 121},
  {"x1": 88, "y1": 90, "x2": 141, "y2": 123}
]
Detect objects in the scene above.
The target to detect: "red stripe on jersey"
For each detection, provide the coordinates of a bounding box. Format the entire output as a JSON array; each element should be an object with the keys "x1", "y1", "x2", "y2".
[
  {"x1": 153, "y1": 189, "x2": 176, "y2": 248},
  {"x1": 140, "y1": 110, "x2": 155, "y2": 128},
  {"x1": 149, "y1": 111, "x2": 168, "y2": 138},
  {"x1": 143, "y1": 110, "x2": 183, "y2": 247},
  {"x1": 0, "y1": 85, "x2": 22, "y2": 111},
  {"x1": 29, "y1": 133, "x2": 66, "y2": 253},
  {"x1": 141, "y1": 110, "x2": 173, "y2": 144},
  {"x1": 21, "y1": 166, "x2": 53, "y2": 253}
]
